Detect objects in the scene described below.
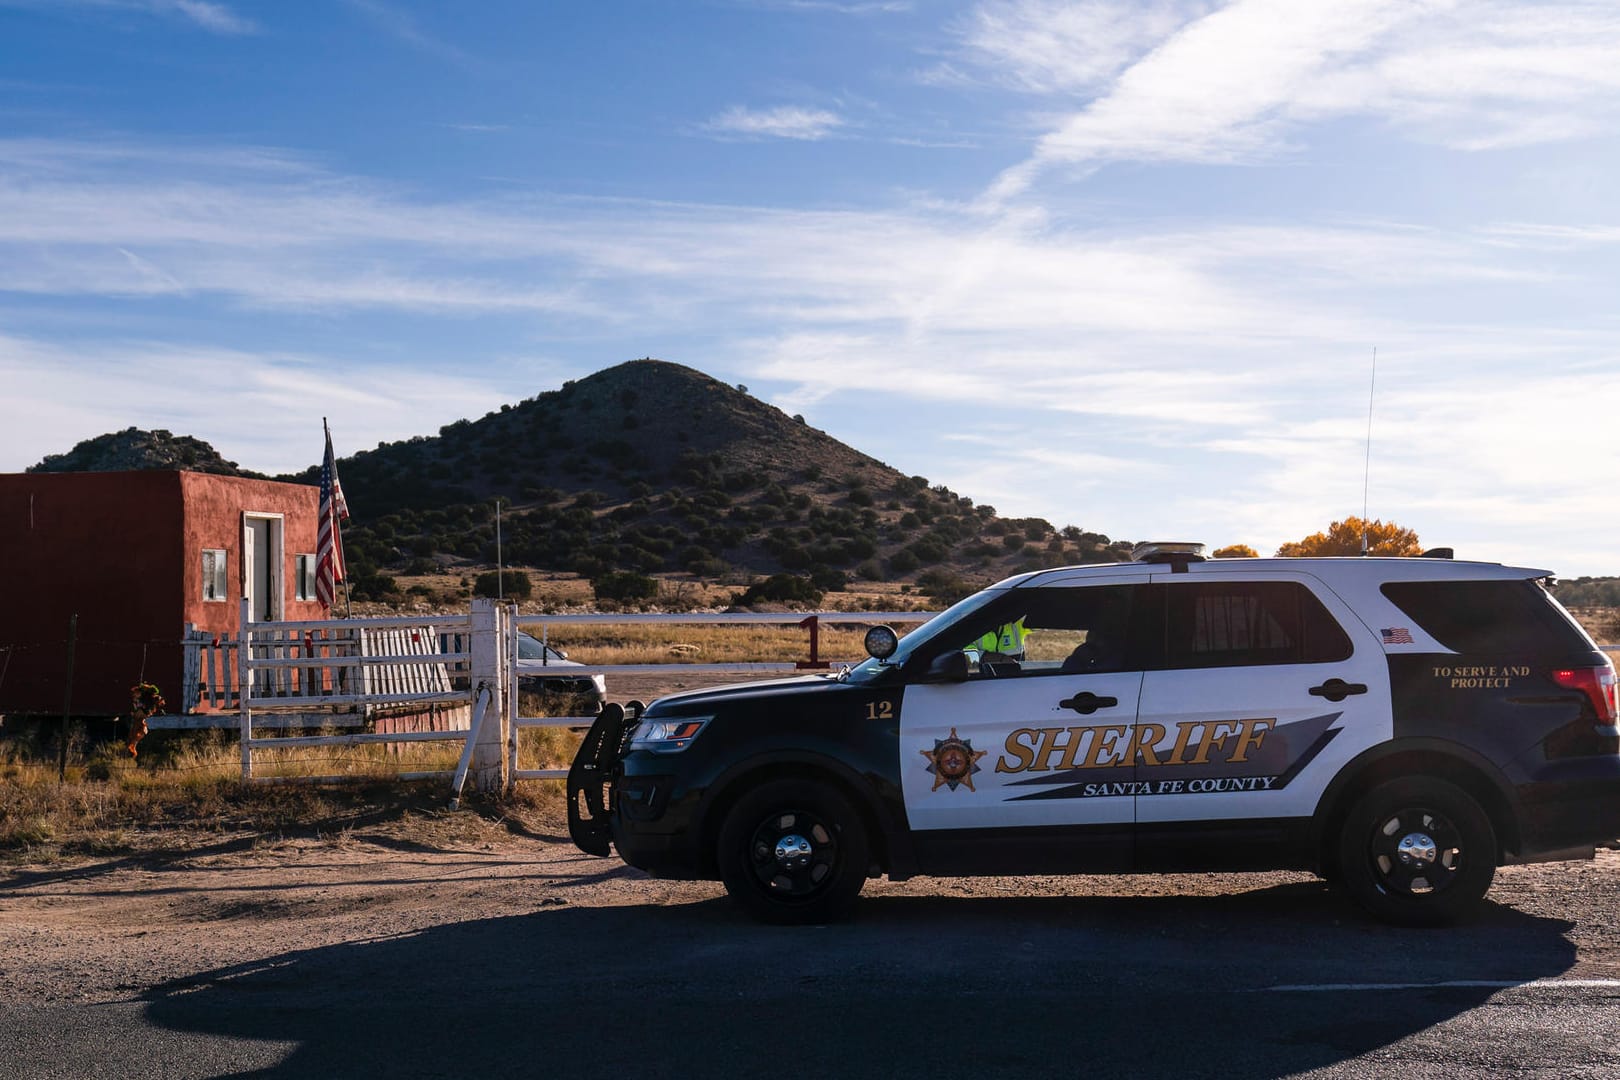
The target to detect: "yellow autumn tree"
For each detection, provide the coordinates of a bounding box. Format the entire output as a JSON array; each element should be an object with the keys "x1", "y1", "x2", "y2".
[
  {"x1": 1276, "y1": 517, "x2": 1422, "y2": 558},
  {"x1": 1212, "y1": 544, "x2": 1258, "y2": 558}
]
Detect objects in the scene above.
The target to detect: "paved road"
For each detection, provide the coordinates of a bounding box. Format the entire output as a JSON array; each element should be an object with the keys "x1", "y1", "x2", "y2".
[{"x1": 6, "y1": 882, "x2": 1620, "y2": 1078}]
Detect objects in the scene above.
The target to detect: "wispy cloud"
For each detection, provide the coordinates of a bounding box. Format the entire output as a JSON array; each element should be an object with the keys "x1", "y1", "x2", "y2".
[
  {"x1": 343, "y1": 0, "x2": 477, "y2": 68},
  {"x1": 166, "y1": 0, "x2": 252, "y2": 33},
  {"x1": 971, "y1": 0, "x2": 1620, "y2": 202},
  {"x1": 704, "y1": 105, "x2": 846, "y2": 141},
  {"x1": 944, "y1": 0, "x2": 1199, "y2": 94},
  {"x1": 729, "y1": 1, "x2": 912, "y2": 13},
  {"x1": 1479, "y1": 222, "x2": 1620, "y2": 250},
  {"x1": 0, "y1": 0, "x2": 258, "y2": 34},
  {"x1": 0, "y1": 136, "x2": 1560, "y2": 329}
]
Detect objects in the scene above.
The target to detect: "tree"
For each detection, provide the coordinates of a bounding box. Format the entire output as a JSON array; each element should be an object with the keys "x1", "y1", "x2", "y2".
[
  {"x1": 1212, "y1": 544, "x2": 1258, "y2": 559},
  {"x1": 1276, "y1": 517, "x2": 1421, "y2": 558}
]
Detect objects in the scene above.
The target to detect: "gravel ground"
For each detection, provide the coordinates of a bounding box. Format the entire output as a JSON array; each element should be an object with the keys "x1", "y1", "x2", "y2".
[
  {"x1": 4, "y1": 820, "x2": 1620, "y2": 1006},
  {"x1": 6, "y1": 823, "x2": 1620, "y2": 1078}
]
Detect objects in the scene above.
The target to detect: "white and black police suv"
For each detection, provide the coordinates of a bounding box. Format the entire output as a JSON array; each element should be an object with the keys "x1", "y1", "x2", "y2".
[{"x1": 567, "y1": 544, "x2": 1620, "y2": 926}]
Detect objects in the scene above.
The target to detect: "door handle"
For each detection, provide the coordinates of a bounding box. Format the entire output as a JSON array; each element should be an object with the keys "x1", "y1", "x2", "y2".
[
  {"x1": 1059, "y1": 692, "x2": 1118, "y2": 715},
  {"x1": 1309, "y1": 678, "x2": 1368, "y2": 703}
]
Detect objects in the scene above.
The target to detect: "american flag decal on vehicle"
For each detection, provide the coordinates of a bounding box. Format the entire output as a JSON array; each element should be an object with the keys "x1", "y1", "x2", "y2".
[{"x1": 1381, "y1": 627, "x2": 1415, "y2": 645}]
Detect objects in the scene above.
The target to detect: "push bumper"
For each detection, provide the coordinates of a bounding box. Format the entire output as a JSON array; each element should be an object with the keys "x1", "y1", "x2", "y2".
[{"x1": 566, "y1": 703, "x2": 635, "y2": 857}]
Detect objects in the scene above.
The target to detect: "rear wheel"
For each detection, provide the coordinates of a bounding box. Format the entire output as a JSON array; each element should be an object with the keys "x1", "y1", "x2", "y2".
[
  {"x1": 717, "y1": 778, "x2": 869, "y2": 925},
  {"x1": 1335, "y1": 777, "x2": 1496, "y2": 926}
]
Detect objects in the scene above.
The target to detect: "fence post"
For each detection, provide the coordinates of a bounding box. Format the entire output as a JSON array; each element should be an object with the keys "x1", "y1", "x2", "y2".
[
  {"x1": 239, "y1": 598, "x2": 252, "y2": 780},
  {"x1": 58, "y1": 613, "x2": 77, "y2": 782},
  {"x1": 181, "y1": 623, "x2": 200, "y2": 714},
  {"x1": 469, "y1": 597, "x2": 507, "y2": 793}
]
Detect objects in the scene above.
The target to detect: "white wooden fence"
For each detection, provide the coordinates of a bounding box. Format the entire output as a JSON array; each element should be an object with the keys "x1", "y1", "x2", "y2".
[
  {"x1": 174, "y1": 600, "x2": 936, "y2": 797},
  {"x1": 233, "y1": 598, "x2": 509, "y2": 801}
]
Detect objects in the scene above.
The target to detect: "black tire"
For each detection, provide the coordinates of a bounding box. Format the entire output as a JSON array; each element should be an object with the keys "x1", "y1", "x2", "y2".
[
  {"x1": 716, "y1": 778, "x2": 869, "y2": 925},
  {"x1": 1335, "y1": 777, "x2": 1497, "y2": 927}
]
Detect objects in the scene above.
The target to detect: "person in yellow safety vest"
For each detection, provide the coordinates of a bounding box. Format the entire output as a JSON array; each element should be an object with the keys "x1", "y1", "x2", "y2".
[{"x1": 974, "y1": 618, "x2": 1029, "y2": 660}]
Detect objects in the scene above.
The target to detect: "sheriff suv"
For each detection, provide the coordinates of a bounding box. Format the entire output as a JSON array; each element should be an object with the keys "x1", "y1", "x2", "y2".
[{"x1": 567, "y1": 545, "x2": 1620, "y2": 926}]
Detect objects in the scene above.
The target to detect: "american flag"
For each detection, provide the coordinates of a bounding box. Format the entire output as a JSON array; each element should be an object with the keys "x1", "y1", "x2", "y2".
[
  {"x1": 316, "y1": 424, "x2": 349, "y2": 610},
  {"x1": 1381, "y1": 627, "x2": 1415, "y2": 645}
]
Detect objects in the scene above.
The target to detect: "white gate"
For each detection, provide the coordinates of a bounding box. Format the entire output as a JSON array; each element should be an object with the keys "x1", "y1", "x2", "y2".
[{"x1": 237, "y1": 598, "x2": 511, "y2": 799}]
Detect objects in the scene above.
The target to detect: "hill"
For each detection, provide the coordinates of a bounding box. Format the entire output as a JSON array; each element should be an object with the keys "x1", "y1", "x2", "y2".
[
  {"x1": 28, "y1": 427, "x2": 263, "y2": 477},
  {"x1": 25, "y1": 360, "x2": 1135, "y2": 602},
  {"x1": 313, "y1": 360, "x2": 1133, "y2": 599}
]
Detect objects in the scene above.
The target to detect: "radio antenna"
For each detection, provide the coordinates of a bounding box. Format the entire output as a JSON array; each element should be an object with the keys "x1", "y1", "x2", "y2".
[{"x1": 1361, "y1": 346, "x2": 1377, "y2": 555}]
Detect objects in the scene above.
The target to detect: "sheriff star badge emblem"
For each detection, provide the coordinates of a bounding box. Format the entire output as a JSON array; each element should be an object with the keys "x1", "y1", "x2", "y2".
[{"x1": 921, "y1": 728, "x2": 988, "y2": 792}]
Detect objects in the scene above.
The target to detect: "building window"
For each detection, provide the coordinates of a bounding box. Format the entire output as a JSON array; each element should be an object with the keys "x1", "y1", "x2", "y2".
[
  {"x1": 202, "y1": 549, "x2": 228, "y2": 602},
  {"x1": 295, "y1": 554, "x2": 317, "y2": 601}
]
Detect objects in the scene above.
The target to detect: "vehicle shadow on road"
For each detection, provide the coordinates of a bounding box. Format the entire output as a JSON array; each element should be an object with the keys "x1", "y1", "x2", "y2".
[{"x1": 140, "y1": 881, "x2": 1578, "y2": 1079}]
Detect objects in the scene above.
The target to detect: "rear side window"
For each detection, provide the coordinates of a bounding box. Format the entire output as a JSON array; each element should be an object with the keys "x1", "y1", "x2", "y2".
[
  {"x1": 1162, "y1": 581, "x2": 1352, "y2": 669},
  {"x1": 1381, "y1": 579, "x2": 1594, "y2": 660}
]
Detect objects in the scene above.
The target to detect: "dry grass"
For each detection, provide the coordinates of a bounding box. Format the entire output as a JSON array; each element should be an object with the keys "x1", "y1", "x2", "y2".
[
  {"x1": 1570, "y1": 608, "x2": 1620, "y2": 644},
  {"x1": 0, "y1": 724, "x2": 564, "y2": 862},
  {"x1": 531, "y1": 621, "x2": 888, "y2": 666},
  {"x1": 353, "y1": 569, "x2": 937, "y2": 617}
]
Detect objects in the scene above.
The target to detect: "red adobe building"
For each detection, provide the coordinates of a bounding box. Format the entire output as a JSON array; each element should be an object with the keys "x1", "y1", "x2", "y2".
[{"x1": 0, "y1": 471, "x2": 324, "y2": 717}]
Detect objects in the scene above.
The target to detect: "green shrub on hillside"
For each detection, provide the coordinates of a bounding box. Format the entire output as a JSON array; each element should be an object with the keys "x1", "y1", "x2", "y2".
[
  {"x1": 917, "y1": 568, "x2": 973, "y2": 605},
  {"x1": 887, "y1": 549, "x2": 920, "y2": 575},
  {"x1": 593, "y1": 571, "x2": 658, "y2": 604},
  {"x1": 473, "y1": 570, "x2": 532, "y2": 600},
  {"x1": 735, "y1": 574, "x2": 823, "y2": 607},
  {"x1": 348, "y1": 570, "x2": 399, "y2": 601}
]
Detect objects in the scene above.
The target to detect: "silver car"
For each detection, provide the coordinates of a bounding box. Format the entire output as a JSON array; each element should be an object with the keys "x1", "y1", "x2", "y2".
[{"x1": 514, "y1": 631, "x2": 606, "y2": 701}]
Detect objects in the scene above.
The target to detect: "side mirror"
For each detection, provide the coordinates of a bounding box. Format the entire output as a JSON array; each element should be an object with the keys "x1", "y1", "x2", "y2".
[{"x1": 925, "y1": 650, "x2": 971, "y2": 682}]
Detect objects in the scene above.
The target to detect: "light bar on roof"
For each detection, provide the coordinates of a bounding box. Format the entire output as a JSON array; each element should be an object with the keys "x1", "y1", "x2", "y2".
[{"x1": 1130, "y1": 541, "x2": 1206, "y2": 563}]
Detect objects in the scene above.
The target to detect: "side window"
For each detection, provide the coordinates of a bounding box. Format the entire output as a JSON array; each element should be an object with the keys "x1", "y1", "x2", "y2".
[
  {"x1": 956, "y1": 585, "x2": 1144, "y2": 678},
  {"x1": 1382, "y1": 579, "x2": 1593, "y2": 660},
  {"x1": 1164, "y1": 581, "x2": 1350, "y2": 668},
  {"x1": 201, "y1": 549, "x2": 228, "y2": 602},
  {"x1": 294, "y1": 554, "x2": 317, "y2": 601}
]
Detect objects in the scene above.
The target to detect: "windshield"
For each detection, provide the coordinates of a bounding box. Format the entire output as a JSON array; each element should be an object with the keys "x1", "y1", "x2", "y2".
[
  {"x1": 515, "y1": 633, "x2": 557, "y2": 661},
  {"x1": 845, "y1": 586, "x2": 1009, "y2": 682}
]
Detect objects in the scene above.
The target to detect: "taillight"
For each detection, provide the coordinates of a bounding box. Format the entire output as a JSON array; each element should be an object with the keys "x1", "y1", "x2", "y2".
[{"x1": 1550, "y1": 664, "x2": 1619, "y2": 724}]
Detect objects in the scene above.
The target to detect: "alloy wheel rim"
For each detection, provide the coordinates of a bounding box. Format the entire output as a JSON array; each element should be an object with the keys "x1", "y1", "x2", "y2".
[
  {"x1": 747, "y1": 809, "x2": 839, "y2": 900},
  {"x1": 1370, "y1": 806, "x2": 1463, "y2": 896}
]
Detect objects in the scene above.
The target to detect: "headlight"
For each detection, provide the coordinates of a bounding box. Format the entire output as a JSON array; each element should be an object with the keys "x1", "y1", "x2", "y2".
[{"x1": 627, "y1": 716, "x2": 711, "y2": 753}]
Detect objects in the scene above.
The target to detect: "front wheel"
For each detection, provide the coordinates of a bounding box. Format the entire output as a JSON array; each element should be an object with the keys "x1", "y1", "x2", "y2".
[
  {"x1": 1335, "y1": 777, "x2": 1497, "y2": 926},
  {"x1": 717, "y1": 778, "x2": 869, "y2": 925}
]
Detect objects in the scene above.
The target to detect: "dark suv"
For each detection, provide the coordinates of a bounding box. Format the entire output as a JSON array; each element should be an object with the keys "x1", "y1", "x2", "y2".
[{"x1": 568, "y1": 546, "x2": 1619, "y2": 925}]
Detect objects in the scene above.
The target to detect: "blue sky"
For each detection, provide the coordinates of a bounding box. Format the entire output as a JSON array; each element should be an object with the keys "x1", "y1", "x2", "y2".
[{"x1": 2, "y1": 0, "x2": 1617, "y2": 575}]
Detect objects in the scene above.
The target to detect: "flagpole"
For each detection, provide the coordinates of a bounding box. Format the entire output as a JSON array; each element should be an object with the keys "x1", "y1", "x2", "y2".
[{"x1": 324, "y1": 417, "x2": 354, "y2": 619}]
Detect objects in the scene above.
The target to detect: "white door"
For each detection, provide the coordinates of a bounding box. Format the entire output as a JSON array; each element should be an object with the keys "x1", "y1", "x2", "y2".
[
  {"x1": 1133, "y1": 571, "x2": 1391, "y2": 827},
  {"x1": 899, "y1": 578, "x2": 1149, "y2": 835},
  {"x1": 242, "y1": 515, "x2": 282, "y2": 623},
  {"x1": 902, "y1": 670, "x2": 1145, "y2": 833}
]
